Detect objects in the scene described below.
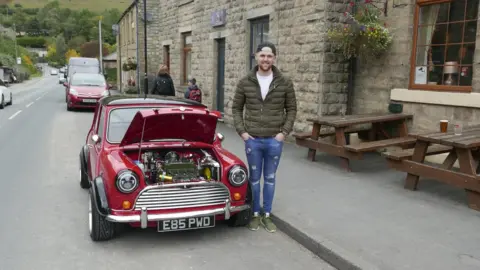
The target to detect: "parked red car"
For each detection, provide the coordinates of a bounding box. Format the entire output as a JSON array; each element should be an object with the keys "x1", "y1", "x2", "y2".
[
  {"x1": 64, "y1": 72, "x2": 112, "y2": 110},
  {"x1": 80, "y1": 95, "x2": 252, "y2": 241}
]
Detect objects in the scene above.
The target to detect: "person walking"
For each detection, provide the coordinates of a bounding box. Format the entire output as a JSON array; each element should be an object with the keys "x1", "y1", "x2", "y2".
[
  {"x1": 232, "y1": 41, "x2": 297, "y2": 233},
  {"x1": 184, "y1": 78, "x2": 202, "y2": 103},
  {"x1": 151, "y1": 64, "x2": 175, "y2": 96}
]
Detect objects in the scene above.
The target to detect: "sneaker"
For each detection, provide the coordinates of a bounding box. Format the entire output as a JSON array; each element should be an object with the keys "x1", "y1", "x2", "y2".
[
  {"x1": 247, "y1": 215, "x2": 261, "y2": 231},
  {"x1": 261, "y1": 216, "x2": 277, "y2": 233}
]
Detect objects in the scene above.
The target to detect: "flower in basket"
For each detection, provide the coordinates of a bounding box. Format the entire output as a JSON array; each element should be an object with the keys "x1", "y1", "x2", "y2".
[{"x1": 327, "y1": 0, "x2": 392, "y2": 60}]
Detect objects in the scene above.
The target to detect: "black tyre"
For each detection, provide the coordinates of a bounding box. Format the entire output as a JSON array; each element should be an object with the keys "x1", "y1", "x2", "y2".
[
  {"x1": 89, "y1": 190, "x2": 116, "y2": 241},
  {"x1": 79, "y1": 151, "x2": 90, "y2": 189}
]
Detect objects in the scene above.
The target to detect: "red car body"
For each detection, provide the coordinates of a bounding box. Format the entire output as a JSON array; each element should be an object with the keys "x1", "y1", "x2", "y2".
[
  {"x1": 64, "y1": 73, "x2": 112, "y2": 110},
  {"x1": 80, "y1": 95, "x2": 252, "y2": 241}
]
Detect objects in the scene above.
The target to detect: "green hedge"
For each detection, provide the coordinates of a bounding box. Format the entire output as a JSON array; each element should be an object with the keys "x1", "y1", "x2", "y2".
[{"x1": 16, "y1": 36, "x2": 47, "y2": 48}]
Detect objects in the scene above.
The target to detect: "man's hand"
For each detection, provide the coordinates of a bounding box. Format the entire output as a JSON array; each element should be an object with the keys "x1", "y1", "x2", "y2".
[
  {"x1": 241, "y1": 132, "x2": 254, "y2": 141},
  {"x1": 275, "y1": 133, "x2": 285, "y2": 142}
]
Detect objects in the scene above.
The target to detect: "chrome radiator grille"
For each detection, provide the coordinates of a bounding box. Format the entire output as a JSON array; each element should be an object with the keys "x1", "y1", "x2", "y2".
[{"x1": 134, "y1": 183, "x2": 230, "y2": 210}]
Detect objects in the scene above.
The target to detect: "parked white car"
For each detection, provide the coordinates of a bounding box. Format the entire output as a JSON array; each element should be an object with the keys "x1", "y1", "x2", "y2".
[
  {"x1": 59, "y1": 73, "x2": 66, "y2": 84},
  {"x1": 0, "y1": 80, "x2": 12, "y2": 109}
]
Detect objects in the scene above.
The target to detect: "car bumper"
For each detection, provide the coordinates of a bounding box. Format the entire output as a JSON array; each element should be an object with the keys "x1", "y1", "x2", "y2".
[
  {"x1": 106, "y1": 199, "x2": 250, "y2": 229},
  {"x1": 68, "y1": 94, "x2": 100, "y2": 108}
]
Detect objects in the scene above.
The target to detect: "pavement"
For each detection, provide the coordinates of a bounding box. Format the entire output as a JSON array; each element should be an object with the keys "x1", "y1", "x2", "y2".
[
  {"x1": 0, "y1": 75, "x2": 335, "y2": 270},
  {"x1": 216, "y1": 121, "x2": 480, "y2": 269}
]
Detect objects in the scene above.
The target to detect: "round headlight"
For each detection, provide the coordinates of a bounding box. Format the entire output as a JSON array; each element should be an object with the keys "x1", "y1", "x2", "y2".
[
  {"x1": 228, "y1": 165, "x2": 248, "y2": 186},
  {"x1": 116, "y1": 170, "x2": 139, "y2": 193}
]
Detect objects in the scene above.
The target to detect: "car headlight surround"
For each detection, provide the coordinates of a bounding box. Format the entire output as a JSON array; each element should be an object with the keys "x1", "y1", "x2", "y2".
[
  {"x1": 115, "y1": 170, "x2": 139, "y2": 193},
  {"x1": 102, "y1": 90, "x2": 109, "y2": 97},
  {"x1": 228, "y1": 165, "x2": 248, "y2": 187},
  {"x1": 69, "y1": 88, "x2": 78, "y2": 95}
]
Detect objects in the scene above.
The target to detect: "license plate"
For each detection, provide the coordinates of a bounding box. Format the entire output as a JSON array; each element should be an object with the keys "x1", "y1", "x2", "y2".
[
  {"x1": 157, "y1": 215, "x2": 215, "y2": 232},
  {"x1": 83, "y1": 99, "x2": 97, "y2": 103}
]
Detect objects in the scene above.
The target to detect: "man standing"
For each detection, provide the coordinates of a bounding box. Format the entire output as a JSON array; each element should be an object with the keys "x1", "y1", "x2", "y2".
[{"x1": 232, "y1": 42, "x2": 297, "y2": 233}]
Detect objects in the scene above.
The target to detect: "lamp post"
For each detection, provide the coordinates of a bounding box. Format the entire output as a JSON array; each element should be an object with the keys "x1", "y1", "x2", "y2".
[{"x1": 143, "y1": 0, "x2": 148, "y2": 97}]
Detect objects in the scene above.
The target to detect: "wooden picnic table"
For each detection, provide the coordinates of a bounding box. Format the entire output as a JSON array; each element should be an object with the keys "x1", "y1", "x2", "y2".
[
  {"x1": 293, "y1": 112, "x2": 415, "y2": 171},
  {"x1": 383, "y1": 126, "x2": 480, "y2": 211}
]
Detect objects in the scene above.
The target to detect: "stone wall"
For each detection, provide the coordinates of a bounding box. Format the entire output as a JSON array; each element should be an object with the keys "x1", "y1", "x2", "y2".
[{"x1": 127, "y1": 0, "x2": 350, "y2": 135}]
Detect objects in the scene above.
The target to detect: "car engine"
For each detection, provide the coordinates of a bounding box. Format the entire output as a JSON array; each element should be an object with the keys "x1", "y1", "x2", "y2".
[{"x1": 135, "y1": 149, "x2": 221, "y2": 184}]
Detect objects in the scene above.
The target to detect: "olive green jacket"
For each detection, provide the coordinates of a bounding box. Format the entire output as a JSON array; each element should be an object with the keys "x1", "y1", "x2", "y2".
[{"x1": 232, "y1": 65, "x2": 297, "y2": 137}]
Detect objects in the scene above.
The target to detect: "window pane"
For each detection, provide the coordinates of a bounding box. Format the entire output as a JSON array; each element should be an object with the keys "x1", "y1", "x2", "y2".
[
  {"x1": 449, "y1": 0, "x2": 467, "y2": 22},
  {"x1": 466, "y1": 0, "x2": 479, "y2": 20},
  {"x1": 263, "y1": 22, "x2": 269, "y2": 42},
  {"x1": 464, "y1": 21, "x2": 477, "y2": 42},
  {"x1": 186, "y1": 50, "x2": 191, "y2": 81},
  {"x1": 448, "y1": 22, "x2": 464, "y2": 43}
]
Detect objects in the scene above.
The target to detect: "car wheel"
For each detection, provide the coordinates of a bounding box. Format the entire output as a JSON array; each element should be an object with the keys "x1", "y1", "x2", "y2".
[
  {"x1": 227, "y1": 183, "x2": 253, "y2": 227},
  {"x1": 0, "y1": 95, "x2": 4, "y2": 109},
  {"x1": 79, "y1": 169, "x2": 89, "y2": 189},
  {"x1": 89, "y1": 190, "x2": 116, "y2": 241}
]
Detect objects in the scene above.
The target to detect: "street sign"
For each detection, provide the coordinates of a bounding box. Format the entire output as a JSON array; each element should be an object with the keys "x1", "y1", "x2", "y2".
[{"x1": 16, "y1": 57, "x2": 21, "y2": 65}]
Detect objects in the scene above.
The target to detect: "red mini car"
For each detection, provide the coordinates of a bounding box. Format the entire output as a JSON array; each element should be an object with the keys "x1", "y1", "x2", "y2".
[{"x1": 79, "y1": 94, "x2": 252, "y2": 241}]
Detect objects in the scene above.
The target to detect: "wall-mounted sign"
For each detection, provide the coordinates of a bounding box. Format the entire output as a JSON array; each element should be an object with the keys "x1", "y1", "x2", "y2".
[{"x1": 211, "y1": 9, "x2": 226, "y2": 27}]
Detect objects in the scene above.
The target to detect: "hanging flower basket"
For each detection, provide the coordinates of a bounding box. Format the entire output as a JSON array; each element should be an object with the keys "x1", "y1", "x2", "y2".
[
  {"x1": 327, "y1": 0, "x2": 393, "y2": 61},
  {"x1": 122, "y1": 58, "x2": 138, "y2": 71}
]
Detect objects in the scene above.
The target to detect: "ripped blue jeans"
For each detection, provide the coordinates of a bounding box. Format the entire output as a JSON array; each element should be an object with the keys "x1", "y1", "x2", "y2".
[{"x1": 244, "y1": 136, "x2": 284, "y2": 214}]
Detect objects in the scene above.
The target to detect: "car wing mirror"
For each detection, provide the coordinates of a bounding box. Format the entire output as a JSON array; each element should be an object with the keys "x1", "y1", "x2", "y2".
[
  {"x1": 92, "y1": 134, "x2": 101, "y2": 144},
  {"x1": 216, "y1": 132, "x2": 224, "y2": 142}
]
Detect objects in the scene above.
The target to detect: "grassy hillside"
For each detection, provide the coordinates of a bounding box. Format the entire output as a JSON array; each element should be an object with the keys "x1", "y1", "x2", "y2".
[{"x1": 9, "y1": 0, "x2": 130, "y2": 13}]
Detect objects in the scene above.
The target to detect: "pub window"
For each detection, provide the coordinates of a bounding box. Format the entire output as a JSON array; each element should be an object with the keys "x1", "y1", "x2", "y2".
[
  {"x1": 411, "y1": 0, "x2": 479, "y2": 91},
  {"x1": 182, "y1": 32, "x2": 192, "y2": 84},
  {"x1": 249, "y1": 17, "x2": 269, "y2": 70}
]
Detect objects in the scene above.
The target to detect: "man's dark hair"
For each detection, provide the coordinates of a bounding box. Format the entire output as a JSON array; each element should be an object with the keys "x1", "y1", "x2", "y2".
[{"x1": 256, "y1": 42, "x2": 277, "y2": 55}]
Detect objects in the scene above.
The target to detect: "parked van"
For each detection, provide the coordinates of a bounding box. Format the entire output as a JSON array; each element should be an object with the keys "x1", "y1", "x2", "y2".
[{"x1": 64, "y1": 57, "x2": 100, "y2": 82}]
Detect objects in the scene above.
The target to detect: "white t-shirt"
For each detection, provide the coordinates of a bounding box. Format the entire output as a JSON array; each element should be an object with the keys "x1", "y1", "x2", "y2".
[{"x1": 257, "y1": 72, "x2": 273, "y2": 100}]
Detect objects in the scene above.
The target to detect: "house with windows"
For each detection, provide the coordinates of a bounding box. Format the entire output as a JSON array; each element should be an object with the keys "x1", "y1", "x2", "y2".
[
  {"x1": 116, "y1": 1, "x2": 138, "y2": 91},
  {"x1": 117, "y1": 0, "x2": 480, "y2": 135}
]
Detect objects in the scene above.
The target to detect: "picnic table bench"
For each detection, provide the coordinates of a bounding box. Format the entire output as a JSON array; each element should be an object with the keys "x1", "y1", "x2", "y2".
[
  {"x1": 293, "y1": 113, "x2": 414, "y2": 171},
  {"x1": 382, "y1": 126, "x2": 480, "y2": 211}
]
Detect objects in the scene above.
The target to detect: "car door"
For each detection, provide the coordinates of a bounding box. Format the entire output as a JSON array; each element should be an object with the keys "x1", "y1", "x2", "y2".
[{"x1": 88, "y1": 106, "x2": 106, "y2": 179}]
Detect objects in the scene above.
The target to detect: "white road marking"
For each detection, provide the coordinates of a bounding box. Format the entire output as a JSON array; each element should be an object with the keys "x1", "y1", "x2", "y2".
[
  {"x1": 36, "y1": 97, "x2": 41, "y2": 101},
  {"x1": 26, "y1": 102, "x2": 34, "y2": 108},
  {"x1": 9, "y1": 110, "x2": 22, "y2": 120}
]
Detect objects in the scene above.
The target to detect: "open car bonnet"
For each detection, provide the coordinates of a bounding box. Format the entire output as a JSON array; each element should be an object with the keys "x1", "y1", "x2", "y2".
[{"x1": 119, "y1": 107, "x2": 221, "y2": 146}]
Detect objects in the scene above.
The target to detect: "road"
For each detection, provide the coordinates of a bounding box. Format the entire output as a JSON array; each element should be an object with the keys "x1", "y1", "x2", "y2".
[{"x1": 0, "y1": 73, "x2": 335, "y2": 270}]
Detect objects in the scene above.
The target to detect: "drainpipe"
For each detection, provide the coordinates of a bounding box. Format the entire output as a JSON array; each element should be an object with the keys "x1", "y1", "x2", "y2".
[
  {"x1": 136, "y1": 0, "x2": 140, "y2": 95},
  {"x1": 346, "y1": 0, "x2": 358, "y2": 116},
  {"x1": 118, "y1": 29, "x2": 122, "y2": 92},
  {"x1": 345, "y1": 0, "x2": 358, "y2": 144}
]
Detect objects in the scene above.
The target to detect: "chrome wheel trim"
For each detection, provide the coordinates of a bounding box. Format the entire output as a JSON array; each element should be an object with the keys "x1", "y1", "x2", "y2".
[{"x1": 88, "y1": 192, "x2": 92, "y2": 234}]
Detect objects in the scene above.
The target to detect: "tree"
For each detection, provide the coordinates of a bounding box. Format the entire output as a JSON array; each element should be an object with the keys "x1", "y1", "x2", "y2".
[
  {"x1": 54, "y1": 34, "x2": 67, "y2": 65},
  {"x1": 65, "y1": 49, "x2": 79, "y2": 62},
  {"x1": 79, "y1": 41, "x2": 110, "y2": 58}
]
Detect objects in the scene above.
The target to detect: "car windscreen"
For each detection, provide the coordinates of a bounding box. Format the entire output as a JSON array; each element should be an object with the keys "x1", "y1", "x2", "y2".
[
  {"x1": 69, "y1": 66, "x2": 99, "y2": 76},
  {"x1": 71, "y1": 74, "x2": 106, "y2": 86},
  {"x1": 107, "y1": 107, "x2": 157, "y2": 143}
]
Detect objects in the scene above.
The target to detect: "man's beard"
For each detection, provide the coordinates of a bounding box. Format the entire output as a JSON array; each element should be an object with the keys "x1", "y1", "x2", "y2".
[{"x1": 258, "y1": 63, "x2": 272, "y2": 71}]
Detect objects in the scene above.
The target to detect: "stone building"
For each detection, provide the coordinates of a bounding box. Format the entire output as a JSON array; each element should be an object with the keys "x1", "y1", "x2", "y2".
[
  {"x1": 116, "y1": 2, "x2": 139, "y2": 91},
  {"x1": 117, "y1": 0, "x2": 480, "y2": 135},
  {"x1": 117, "y1": 0, "x2": 349, "y2": 134}
]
